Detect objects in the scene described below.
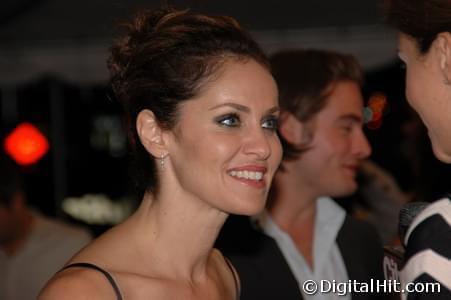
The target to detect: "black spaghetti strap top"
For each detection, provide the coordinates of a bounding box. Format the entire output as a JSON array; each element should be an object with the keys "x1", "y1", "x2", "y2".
[
  {"x1": 61, "y1": 260, "x2": 239, "y2": 300},
  {"x1": 224, "y1": 256, "x2": 241, "y2": 300},
  {"x1": 61, "y1": 263, "x2": 123, "y2": 300}
]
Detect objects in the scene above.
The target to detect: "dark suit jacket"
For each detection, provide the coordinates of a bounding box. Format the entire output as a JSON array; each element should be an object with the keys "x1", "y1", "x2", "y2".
[{"x1": 217, "y1": 215, "x2": 386, "y2": 300}]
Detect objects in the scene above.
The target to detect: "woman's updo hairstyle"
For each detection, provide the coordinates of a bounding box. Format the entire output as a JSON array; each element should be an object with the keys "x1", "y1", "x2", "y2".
[{"x1": 108, "y1": 7, "x2": 269, "y2": 196}]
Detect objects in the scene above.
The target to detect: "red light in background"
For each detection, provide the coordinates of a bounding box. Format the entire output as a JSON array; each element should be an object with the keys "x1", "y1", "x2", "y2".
[
  {"x1": 365, "y1": 92, "x2": 388, "y2": 130},
  {"x1": 367, "y1": 118, "x2": 383, "y2": 130},
  {"x1": 4, "y1": 123, "x2": 49, "y2": 166}
]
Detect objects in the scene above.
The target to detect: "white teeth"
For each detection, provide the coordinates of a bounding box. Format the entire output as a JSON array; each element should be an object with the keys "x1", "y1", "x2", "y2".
[{"x1": 229, "y1": 170, "x2": 264, "y2": 181}]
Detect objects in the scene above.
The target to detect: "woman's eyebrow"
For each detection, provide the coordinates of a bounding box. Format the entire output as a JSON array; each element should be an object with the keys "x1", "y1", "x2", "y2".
[{"x1": 209, "y1": 102, "x2": 250, "y2": 113}]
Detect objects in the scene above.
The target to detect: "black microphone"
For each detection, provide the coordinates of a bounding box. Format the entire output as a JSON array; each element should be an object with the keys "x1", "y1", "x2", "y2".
[{"x1": 383, "y1": 202, "x2": 429, "y2": 282}]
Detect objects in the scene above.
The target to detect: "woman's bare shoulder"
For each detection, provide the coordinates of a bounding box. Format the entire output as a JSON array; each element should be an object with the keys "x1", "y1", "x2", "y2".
[
  {"x1": 211, "y1": 248, "x2": 241, "y2": 298},
  {"x1": 38, "y1": 266, "x2": 118, "y2": 300}
]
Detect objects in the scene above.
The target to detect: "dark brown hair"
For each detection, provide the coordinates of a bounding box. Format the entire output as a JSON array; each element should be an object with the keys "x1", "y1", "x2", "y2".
[
  {"x1": 270, "y1": 49, "x2": 363, "y2": 161},
  {"x1": 108, "y1": 7, "x2": 269, "y2": 196},
  {"x1": 385, "y1": 0, "x2": 451, "y2": 53}
]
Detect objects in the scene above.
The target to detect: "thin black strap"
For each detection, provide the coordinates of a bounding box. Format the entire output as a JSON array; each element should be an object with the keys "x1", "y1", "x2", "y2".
[
  {"x1": 224, "y1": 256, "x2": 240, "y2": 299},
  {"x1": 61, "y1": 263, "x2": 123, "y2": 300}
]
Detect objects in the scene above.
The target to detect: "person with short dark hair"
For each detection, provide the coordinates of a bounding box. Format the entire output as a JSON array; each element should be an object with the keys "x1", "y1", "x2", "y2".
[
  {"x1": 218, "y1": 49, "x2": 385, "y2": 300},
  {"x1": 40, "y1": 7, "x2": 282, "y2": 299},
  {"x1": 0, "y1": 156, "x2": 92, "y2": 300},
  {"x1": 385, "y1": 0, "x2": 451, "y2": 298}
]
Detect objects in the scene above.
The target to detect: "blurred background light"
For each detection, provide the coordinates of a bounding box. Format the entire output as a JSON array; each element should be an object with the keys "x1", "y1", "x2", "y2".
[
  {"x1": 4, "y1": 122, "x2": 49, "y2": 165},
  {"x1": 62, "y1": 194, "x2": 133, "y2": 225},
  {"x1": 365, "y1": 92, "x2": 388, "y2": 130}
]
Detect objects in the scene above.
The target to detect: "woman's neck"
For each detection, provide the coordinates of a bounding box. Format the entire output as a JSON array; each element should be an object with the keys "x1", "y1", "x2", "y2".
[{"x1": 127, "y1": 187, "x2": 228, "y2": 282}]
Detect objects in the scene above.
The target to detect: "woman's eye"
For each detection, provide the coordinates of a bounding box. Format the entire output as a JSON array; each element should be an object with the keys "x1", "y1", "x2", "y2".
[
  {"x1": 216, "y1": 114, "x2": 241, "y2": 127},
  {"x1": 262, "y1": 117, "x2": 279, "y2": 131}
]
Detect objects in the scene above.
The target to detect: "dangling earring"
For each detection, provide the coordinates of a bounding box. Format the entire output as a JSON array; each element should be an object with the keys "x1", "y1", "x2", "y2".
[
  {"x1": 441, "y1": 62, "x2": 451, "y2": 85},
  {"x1": 160, "y1": 153, "x2": 166, "y2": 170}
]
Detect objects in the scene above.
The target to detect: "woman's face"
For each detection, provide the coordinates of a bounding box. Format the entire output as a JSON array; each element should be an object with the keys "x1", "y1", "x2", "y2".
[
  {"x1": 398, "y1": 33, "x2": 451, "y2": 162},
  {"x1": 165, "y1": 58, "x2": 282, "y2": 215}
]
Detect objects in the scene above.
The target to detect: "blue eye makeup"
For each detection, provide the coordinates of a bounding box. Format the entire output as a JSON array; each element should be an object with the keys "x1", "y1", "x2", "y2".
[
  {"x1": 215, "y1": 113, "x2": 241, "y2": 127},
  {"x1": 262, "y1": 116, "x2": 279, "y2": 131},
  {"x1": 214, "y1": 111, "x2": 279, "y2": 131}
]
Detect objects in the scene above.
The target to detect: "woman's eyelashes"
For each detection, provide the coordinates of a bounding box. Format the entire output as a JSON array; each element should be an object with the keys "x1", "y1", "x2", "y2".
[
  {"x1": 215, "y1": 112, "x2": 279, "y2": 131},
  {"x1": 262, "y1": 116, "x2": 279, "y2": 131},
  {"x1": 216, "y1": 113, "x2": 241, "y2": 127}
]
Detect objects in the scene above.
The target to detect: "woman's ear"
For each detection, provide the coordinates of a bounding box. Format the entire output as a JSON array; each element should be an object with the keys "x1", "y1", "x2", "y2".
[
  {"x1": 436, "y1": 32, "x2": 451, "y2": 85},
  {"x1": 136, "y1": 109, "x2": 167, "y2": 157},
  {"x1": 278, "y1": 112, "x2": 306, "y2": 145}
]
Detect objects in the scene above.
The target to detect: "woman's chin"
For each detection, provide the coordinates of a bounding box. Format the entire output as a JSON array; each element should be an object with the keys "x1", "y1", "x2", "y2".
[
  {"x1": 228, "y1": 201, "x2": 266, "y2": 216},
  {"x1": 431, "y1": 143, "x2": 451, "y2": 164}
]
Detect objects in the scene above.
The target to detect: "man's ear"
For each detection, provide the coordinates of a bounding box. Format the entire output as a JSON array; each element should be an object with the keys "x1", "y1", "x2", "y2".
[
  {"x1": 278, "y1": 112, "x2": 306, "y2": 145},
  {"x1": 136, "y1": 109, "x2": 167, "y2": 158},
  {"x1": 436, "y1": 32, "x2": 451, "y2": 84}
]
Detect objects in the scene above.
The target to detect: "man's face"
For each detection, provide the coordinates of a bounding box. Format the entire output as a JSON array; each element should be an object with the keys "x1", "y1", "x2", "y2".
[{"x1": 294, "y1": 80, "x2": 371, "y2": 198}]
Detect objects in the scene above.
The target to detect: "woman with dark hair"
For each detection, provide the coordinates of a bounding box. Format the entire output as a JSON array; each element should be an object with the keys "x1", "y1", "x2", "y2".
[
  {"x1": 385, "y1": 0, "x2": 451, "y2": 298},
  {"x1": 218, "y1": 49, "x2": 383, "y2": 300},
  {"x1": 39, "y1": 7, "x2": 282, "y2": 299}
]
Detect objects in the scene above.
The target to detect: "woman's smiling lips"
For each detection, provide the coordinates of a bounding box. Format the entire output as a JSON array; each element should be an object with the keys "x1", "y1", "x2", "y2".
[{"x1": 227, "y1": 165, "x2": 268, "y2": 188}]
